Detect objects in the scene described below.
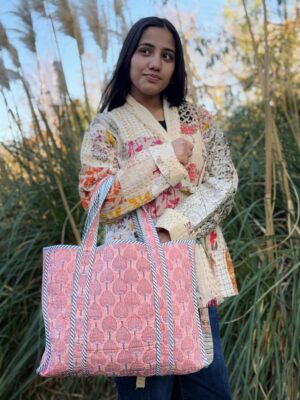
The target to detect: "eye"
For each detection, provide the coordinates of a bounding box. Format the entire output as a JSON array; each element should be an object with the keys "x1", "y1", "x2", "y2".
[
  {"x1": 163, "y1": 52, "x2": 174, "y2": 61},
  {"x1": 139, "y1": 47, "x2": 151, "y2": 55}
]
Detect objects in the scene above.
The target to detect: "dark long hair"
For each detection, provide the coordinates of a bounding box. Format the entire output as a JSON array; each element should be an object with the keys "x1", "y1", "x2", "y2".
[{"x1": 99, "y1": 17, "x2": 187, "y2": 112}]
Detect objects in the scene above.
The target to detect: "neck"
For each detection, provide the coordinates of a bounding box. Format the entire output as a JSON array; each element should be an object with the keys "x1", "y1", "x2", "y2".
[{"x1": 130, "y1": 91, "x2": 163, "y2": 112}]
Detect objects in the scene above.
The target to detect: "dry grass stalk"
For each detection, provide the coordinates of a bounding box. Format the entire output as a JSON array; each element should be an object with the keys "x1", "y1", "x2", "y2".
[
  {"x1": 114, "y1": 0, "x2": 122, "y2": 16},
  {"x1": 0, "y1": 21, "x2": 10, "y2": 49},
  {"x1": 50, "y1": 0, "x2": 91, "y2": 120},
  {"x1": 35, "y1": 108, "x2": 82, "y2": 243},
  {"x1": 50, "y1": 0, "x2": 84, "y2": 55},
  {"x1": 285, "y1": 104, "x2": 300, "y2": 150},
  {"x1": 0, "y1": 21, "x2": 21, "y2": 68},
  {"x1": 12, "y1": 0, "x2": 36, "y2": 53},
  {"x1": 29, "y1": 0, "x2": 47, "y2": 18},
  {"x1": 0, "y1": 59, "x2": 20, "y2": 92},
  {"x1": 82, "y1": 0, "x2": 108, "y2": 61},
  {"x1": 8, "y1": 44, "x2": 21, "y2": 69},
  {"x1": 262, "y1": 0, "x2": 275, "y2": 263},
  {"x1": 53, "y1": 60, "x2": 68, "y2": 96},
  {"x1": 0, "y1": 58, "x2": 11, "y2": 90},
  {"x1": 0, "y1": 72, "x2": 23, "y2": 139},
  {"x1": 274, "y1": 8, "x2": 300, "y2": 150},
  {"x1": 281, "y1": 86, "x2": 300, "y2": 150},
  {"x1": 172, "y1": 10, "x2": 199, "y2": 103},
  {"x1": 282, "y1": 5, "x2": 300, "y2": 150},
  {"x1": 20, "y1": 75, "x2": 47, "y2": 148},
  {"x1": 0, "y1": 22, "x2": 42, "y2": 142},
  {"x1": 82, "y1": 0, "x2": 102, "y2": 46},
  {"x1": 272, "y1": 120, "x2": 300, "y2": 236},
  {"x1": 54, "y1": 174, "x2": 81, "y2": 244},
  {"x1": 13, "y1": 0, "x2": 48, "y2": 114},
  {"x1": 98, "y1": 6, "x2": 108, "y2": 61},
  {"x1": 241, "y1": 0, "x2": 299, "y2": 259}
]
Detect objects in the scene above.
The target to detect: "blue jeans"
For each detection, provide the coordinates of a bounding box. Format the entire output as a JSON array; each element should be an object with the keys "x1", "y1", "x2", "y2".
[{"x1": 114, "y1": 307, "x2": 232, "y2": 399}]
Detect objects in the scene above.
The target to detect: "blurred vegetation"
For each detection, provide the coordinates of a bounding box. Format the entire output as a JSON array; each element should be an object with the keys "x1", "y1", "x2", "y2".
[{"x1": 0, "y1": 0, "x2": 299, "y2": 399}]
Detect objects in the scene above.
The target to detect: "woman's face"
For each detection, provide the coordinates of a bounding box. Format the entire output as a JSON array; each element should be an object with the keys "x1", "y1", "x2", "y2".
[{"x1": 129, "y1": 27, "x2": 176, "y2": 104}]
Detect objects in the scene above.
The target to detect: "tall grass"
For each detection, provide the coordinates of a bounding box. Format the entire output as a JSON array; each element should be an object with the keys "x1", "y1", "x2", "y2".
[
  {"x1": 0, "y1": 1, "x2": 299, "y2": 399},
  {"x1": 219, "y1": 103, "x2": 300, "y2": 399},
  {"x1": 0, "y1": 95, "x2": 118, "y2": 398}
]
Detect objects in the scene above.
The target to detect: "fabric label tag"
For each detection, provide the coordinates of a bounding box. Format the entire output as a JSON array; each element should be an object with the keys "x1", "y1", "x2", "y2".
[{"x1": 136, "y1": 376, "x2": 146, "y2": 388}]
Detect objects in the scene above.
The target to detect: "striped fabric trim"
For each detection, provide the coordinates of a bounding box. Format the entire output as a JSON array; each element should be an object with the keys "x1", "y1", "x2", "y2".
[
  {"x1": 187, "y1": 243, "x2": 209, "y2": 366},
  {"x1": 132, "y1": 212, "x2": 144, "y2": 242},
  {"x1": 144, "y1": 210, "x2": 175, "y2": 374},
  {"x1": 68, "y1": 177, "x2": 114, "y2": 375},
  {"x1": 139, "y1": 223, "x2": 162, "y2": 374},
  {"x1": 81, "y1": 244, "x2": 96, "y2": 375},
  {"x1": 36, "y1": 248, "x2": 52, "y2": 374}
]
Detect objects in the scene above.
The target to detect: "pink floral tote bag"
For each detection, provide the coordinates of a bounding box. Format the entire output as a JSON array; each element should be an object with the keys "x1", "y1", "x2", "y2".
[{"x1": 37, "y1": 176, "x2": 209, "y2": 377}]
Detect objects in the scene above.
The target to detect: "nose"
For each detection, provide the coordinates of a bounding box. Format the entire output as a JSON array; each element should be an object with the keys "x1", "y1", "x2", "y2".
[{"x1": 148, "y1": 53, "x2": 161, "y2": 70}]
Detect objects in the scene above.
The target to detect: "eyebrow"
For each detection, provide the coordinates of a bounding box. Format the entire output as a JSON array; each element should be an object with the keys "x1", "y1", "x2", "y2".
[{"x1": 138, "y1": 42, "x2": 175, "y2": 53}]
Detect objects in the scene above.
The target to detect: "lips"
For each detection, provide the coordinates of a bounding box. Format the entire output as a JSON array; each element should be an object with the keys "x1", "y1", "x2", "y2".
[{"x1": 144, "y1": 74, "x2": 161, "y2": 82}]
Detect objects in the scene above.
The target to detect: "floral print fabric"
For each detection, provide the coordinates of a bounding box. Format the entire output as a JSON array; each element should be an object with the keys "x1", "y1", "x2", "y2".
[{"x1": 78, "y1": 94, "x2": 238, "y2": 308}]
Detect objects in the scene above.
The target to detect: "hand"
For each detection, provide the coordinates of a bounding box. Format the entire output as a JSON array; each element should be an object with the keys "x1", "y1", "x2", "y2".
[
  {"x1": 157, "y1": 229, "x2": 171, "y2": 243},
  {"x1": 171, "y1": 138, "x2": 194, "y2": 166}
]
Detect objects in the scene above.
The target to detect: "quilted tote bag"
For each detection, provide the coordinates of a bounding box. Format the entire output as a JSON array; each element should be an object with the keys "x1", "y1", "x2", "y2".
[{"x1": 37, "y1": 176, "x2": 210, "y2": 377}]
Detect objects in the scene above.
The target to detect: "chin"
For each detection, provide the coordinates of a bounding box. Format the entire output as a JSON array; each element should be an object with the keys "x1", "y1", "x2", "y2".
[{"x1": 141, "y1": 86, "x2": 164, "y2": 96}]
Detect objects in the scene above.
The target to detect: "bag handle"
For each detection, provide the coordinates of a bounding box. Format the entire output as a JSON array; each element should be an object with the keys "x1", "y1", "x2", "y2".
[
  {"x1": 81, "y1": 176, "x2": 163, "y2": 254},
  {"x1": 80, "y1": 176, "x2": 114, "y2": 252}
]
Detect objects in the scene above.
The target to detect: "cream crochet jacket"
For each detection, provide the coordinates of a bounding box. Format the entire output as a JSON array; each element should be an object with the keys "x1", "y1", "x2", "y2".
[{"x1": 78, "y1": 94, "x2": 239, "y2": 357}]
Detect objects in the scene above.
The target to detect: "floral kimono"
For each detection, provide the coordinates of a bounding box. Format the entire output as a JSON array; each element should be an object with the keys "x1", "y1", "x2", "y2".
[{"x1": 78, "y1": 94, "x2": 239, "y2": 362}]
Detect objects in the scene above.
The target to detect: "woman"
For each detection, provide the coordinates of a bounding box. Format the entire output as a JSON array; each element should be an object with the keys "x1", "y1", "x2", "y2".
[{"x1": 79, "y1": 16, "x2": 238, "y2": 400}]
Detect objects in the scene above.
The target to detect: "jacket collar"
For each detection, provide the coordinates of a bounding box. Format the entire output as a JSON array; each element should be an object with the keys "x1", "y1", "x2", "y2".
[{"x1": 124, "y1": 94, "x2": 181, "y2": 142}]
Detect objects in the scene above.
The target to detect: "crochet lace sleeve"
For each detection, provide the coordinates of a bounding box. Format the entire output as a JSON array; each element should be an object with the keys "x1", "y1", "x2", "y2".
[
  {"x1": 78, "y1": 113, "x2": 187, "y2": 222},
  {"x1": 155, "y1": 111, "x2": 238, "y2": 240}
]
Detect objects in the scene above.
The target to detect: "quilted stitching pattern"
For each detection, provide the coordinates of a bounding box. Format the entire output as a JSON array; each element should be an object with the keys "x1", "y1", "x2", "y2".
[{"x1": 37, "y1": 241, "x2": 208, "y2": 377}]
